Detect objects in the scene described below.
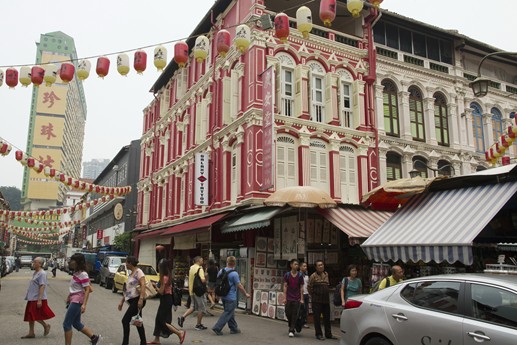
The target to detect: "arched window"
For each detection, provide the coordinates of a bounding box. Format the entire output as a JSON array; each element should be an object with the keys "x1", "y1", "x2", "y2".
[
  {"x1": 309, "y1": 139, "x2": 329, "y2": 192},
  {"x1": 382, "y1": 80, "x2": 399, "y2": 137},
  {"x1": 276, "y1": 135, "x2": 298, "y2": 189},
  {"x1": 337, "y1": 69, "x2": 353, "y2": 128},
  {"x1": 437, "y1": 159, "x2": 453, "y2": 176},
  {"x1": 471, "y1": 102, "x2": 485, "y2": 153},
  {"x1": 276, "y1": 53, "x2": 295, "y2": 116},
  {"x1": 308, "y1": 61, "x2": 326, "y2": 123},
  {"x1": 491, "y1": 107, "x2": 503, "y2": 144},
  {"x1": 412, "y1": 156, "x2": 429, "y2": 178},
  {"x1": 434, "y1": 92, "x2": 449, "y2": 146},
  {"x1": 386, "y1": 152, "x2": 402, "y2": 181},
  {"x1": 409, "y1": 86, "x2": 425, "y2": 141},
  {"x1": 339, "y1": 145, "x2": 358, "y2": 204}
]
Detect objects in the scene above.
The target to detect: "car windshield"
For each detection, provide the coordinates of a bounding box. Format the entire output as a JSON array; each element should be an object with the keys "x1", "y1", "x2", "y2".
[
  {"x1": 138, "y1": 265, "x2": 157, "y2": 275},
  {"x1": 109, "y1": 257, "x2": 123, "y2": 267}
]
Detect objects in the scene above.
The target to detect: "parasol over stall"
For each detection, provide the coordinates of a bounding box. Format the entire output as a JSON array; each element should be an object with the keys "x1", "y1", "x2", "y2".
[
  {"x1": 361, "y1": 176, "x2": 440, "y2": 211},
  {"x1": 263, "y1": 186, "x2": 337, "y2": 209}
]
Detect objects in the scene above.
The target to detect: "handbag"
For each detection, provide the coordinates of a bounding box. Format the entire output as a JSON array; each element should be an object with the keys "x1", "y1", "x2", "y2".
[
  {"x1": 130, "y1": 312, "x2": 143, "y2": 327},
  {"x1": 173, "y1": 286, "x2": 182, "y2": 306},
  {"x1": 136, "y1": 279, "x2": 158, "y2": 300}
]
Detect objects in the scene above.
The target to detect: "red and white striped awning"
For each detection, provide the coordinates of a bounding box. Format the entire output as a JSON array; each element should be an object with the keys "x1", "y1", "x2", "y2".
[{"x1": 318, "y1": 206, "x2": 392, "y2": 239}]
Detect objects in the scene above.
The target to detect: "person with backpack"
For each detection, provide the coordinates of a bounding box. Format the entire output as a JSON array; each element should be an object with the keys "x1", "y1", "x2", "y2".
[
  {"x1": 283, "y1": 259, "x2": 304, "y2": 337},
  {"x1": 340, "y1": 264, "x2": 362, "y2": 307},
  {"x1": 178, "y1": 256, "x2": 207, "y2": 331},
  {"x1": 212, "y1": 256, "x2": 250, "y2": 336},
  {"x1": 377, "y1": 265, "x2": 404, "y2": 291}
]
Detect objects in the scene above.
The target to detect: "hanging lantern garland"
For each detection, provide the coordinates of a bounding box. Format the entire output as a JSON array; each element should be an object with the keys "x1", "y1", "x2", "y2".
[
  {"x1": 17, "y1": 237, "x2": 62, "y2": 245},
  {"x1": 485, "y1": 117, "x2": 517, "y2": 165},
  {"x1": 0, "y1": 4, "x2": 371, "y2": 88},
  {"x1": 11, "y1": 227, "x2": 72, "y2": 239},
  {"x1": 0, "y1": 139, "x2": 12, "y2": 156},
  {"x1": 12, "y1": 149, "x2": 131, "y2": 196},
  {"x1": 1, "y1": 220, "x2": 80, "y2": 232}
]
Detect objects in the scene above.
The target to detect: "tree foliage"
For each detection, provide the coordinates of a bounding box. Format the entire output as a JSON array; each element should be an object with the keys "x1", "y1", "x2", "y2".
[
  {"x1": 113, "y1": 231, "x2": 132, "y2": 253},
  {"x1": 0, "y1": 186, "x2": 22, "y2": 211}
]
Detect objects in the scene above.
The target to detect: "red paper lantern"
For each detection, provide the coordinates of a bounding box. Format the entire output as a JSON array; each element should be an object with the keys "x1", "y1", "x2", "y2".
[
  {"x1": 96, "y1": 57, "x2": 110, "y2": 78},
  {"x1": 134, "y1": 50, "x2": 147, "y2": 74},
  {"x1": 59, "y1": 62, "x2": 75, "y2": 83},
  {"x1": 31, "y1": 66, "x2": 45, "y2": 87},
  {"x1": 216, "y1": 30, "x2": 231, "y2": 57},
  {"x1": 274, "y1": 13, "x2": 290, "y2": 43},
  {"x1": 320, "y1": 0, "x2": 337, "y2": 27},
  {"x1": 59, "y1": 174, "x2": 66, "y2": 182},
  {"x1": 174, "y1": 41, "x2": 189, "y2": 68},
  {"x1": 501, "y1": 135, "x2": 510, "y2": 148},
  {"x1": 15, "y1": 150, "x2": 23, "y2": 161},
  {"x1": 5, "y1": 68, "x2": 19, "y2": 88},
  {"x1": 27, "y1": 158, "x2": 35, "y2": 167},
  {"x1": 74, "y1": 180, "x2": 80, "y2": 188},
  {"x1": 95, "y1": 186, "x2": 101, "y2": 193}
]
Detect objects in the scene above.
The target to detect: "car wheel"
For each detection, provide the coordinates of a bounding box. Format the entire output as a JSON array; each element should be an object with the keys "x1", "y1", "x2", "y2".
[
  {"x1": 112, "y1": 282, "x2": 118, "y2": 293},
  {"x1": 364, "y1": 337, "x2": 392, "y2": 345}
]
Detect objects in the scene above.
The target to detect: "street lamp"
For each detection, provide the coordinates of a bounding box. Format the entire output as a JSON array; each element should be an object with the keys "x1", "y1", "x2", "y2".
[
  {"x1": 469, "y1": 51, "x2": 517, "y2": 97},
  {"x1": 409, "y1": 159, "x2": 455, "y2": 178}
]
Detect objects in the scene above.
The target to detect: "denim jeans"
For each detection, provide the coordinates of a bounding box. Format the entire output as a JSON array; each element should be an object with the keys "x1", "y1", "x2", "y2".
[
  {"x1": 213, "y1": 299, "x2": 238, "y2": 332},
  {"x1": 63, "y1": 302, "x2": 84, "y2": 332}
]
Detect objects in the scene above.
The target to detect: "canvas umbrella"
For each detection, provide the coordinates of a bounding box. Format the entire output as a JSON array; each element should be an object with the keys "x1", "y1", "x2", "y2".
[
  {"x1": 263, "y1": 186, "x2": 337, "y2": 208},
  {"x1": 361, "y1": 176, "x2": 437, "y2": 211}
]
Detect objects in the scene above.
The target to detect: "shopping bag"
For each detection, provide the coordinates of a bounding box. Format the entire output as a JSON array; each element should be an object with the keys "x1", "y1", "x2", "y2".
[
  {"x1": 136, "y1": 279, "x2": 158, "y2": 300},
  {"x1": 295, "y1": 303, "x2": 304, "y2": 333},
  {"x1": 130, "y1": 312, "x2": 143, "y2": 327}
]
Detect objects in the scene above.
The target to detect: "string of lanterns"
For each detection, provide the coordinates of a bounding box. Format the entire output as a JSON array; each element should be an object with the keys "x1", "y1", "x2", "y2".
[
  {"x1": 13, "y1": 150, "x2": 131, "y2": 196},
  {"x1": 0, "y1": 194, "x2": 116, "y2": 220},
  {"x1": 0, "y1": 0, "x2": 381, "y2": 89},
  {"x1": 485, "y1": 116, "x2": 517, "y2": 165},
  {"x1": 16, "y1": 237, "x2": 62, "y2": 245},
  {"x1": 11, "y1": 227, "x2": 72, "y2": 239},
  {"x1": 0, "y1": 220, "x2": 80, "y2": 232}
]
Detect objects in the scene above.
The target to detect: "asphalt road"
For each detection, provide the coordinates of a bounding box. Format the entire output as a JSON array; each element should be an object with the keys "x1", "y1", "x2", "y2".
[{"x1": 1, "y1": 268, "x2": 341, "y2": 345}]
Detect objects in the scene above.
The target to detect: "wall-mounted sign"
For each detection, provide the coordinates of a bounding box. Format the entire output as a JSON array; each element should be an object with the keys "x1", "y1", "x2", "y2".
[
  {"x1": 96, "y1": 229, "x2": 103, "y2": 240},
  {"x1": 194, "y1": 152, "x2": 209, "y2": 206}
]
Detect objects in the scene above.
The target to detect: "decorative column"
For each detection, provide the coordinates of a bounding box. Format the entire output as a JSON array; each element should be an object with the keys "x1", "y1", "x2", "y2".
[
  {"x1": 328, "y1": 136, "x2": 341, "y2": 199},
  {"x1": 399, "y1": 86, "x2": 412, "y2": 141},
  {"x1": 424, "y1": 93, "x2": 437, "y2": 145},
  {"x1": 374, "y1": 84, "x2": 386, "y2": 135},
  {"x1": 298, "y1": 127, "x2": 311, "y2": 186}
]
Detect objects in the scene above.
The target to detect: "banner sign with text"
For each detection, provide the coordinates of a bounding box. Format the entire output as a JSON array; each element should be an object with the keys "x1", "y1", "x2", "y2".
[
  {"x1": 262, "y1": 65, "x2": 275, "y2": 191},
  {"x1": 194, "y1": 152, "x2": 209, "y2": 206}
]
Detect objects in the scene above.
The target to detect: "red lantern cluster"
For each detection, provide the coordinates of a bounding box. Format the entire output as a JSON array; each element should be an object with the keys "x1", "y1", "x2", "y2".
[{"x1": 486, "y1": 116, "x2": 517, "y2": 164}]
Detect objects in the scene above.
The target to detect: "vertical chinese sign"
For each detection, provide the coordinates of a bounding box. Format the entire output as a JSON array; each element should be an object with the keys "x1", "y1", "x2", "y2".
[
  {"x1": 194, "y1": 152, "x2": 209, "y2": 206},
  {"x1": 262, "y1": 66, "x2": 275, "y2": 191},
  {"x1": 27, "y1": 52, "x2": 70, "y2": 200}
]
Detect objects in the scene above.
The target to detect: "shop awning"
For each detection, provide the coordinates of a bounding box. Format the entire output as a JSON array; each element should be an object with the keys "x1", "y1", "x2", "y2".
[
  {"x1": 161, "y1": 212, "x2": 229, "y2": 236},
  {"x1": 133, "y1": 229, "x2": 166, "y2": 240},
  {"x1": 318, "y1": 206, "x2": 392, "y2": 238},
  {"x1": 361, "y1": 181, "x2": 517, "y2": 265},
  {"x1": 221, "y1": 207, "x2": 283, "y2": 233}
]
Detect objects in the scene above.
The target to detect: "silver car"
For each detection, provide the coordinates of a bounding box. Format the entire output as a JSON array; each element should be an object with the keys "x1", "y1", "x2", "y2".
[{"x1": 340, "y1": 274, "x2": 517, "y2": 345}]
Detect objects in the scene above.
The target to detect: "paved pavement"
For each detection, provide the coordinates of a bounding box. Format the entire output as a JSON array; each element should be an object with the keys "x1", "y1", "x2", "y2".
[{"x1": 1, "y1": 269, "x2": 342, "y2": 345}]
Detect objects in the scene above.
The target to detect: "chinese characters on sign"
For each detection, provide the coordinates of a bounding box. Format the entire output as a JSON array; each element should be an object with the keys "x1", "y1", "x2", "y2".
[
  {"x1": 42, "y1": 91, "x2": 61, "y2": 108},
  {"x1": 194, "y1": 152, "x2": 209, "y2": 206},
  {"x1": 40, "y1": 123, "x2": 57, "y2": 140},
  {"x1": 38, "y1": 154, "x2": 55, "y2": 167},
  {"x1": 262, "y1": 66, "x2": 275, "y2": 191}
]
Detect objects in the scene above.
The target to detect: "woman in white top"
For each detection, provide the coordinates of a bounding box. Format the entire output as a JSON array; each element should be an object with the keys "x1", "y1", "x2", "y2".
[
  {"x1": 118, "y1": 256, "x2": 147, "y2": 345},
  {"x1": 21, "y1": 257, "x2": 54, "y2": 339}
]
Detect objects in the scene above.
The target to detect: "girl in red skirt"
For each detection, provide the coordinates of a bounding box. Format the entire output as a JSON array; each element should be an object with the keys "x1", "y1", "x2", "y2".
[{"x1": 22, "y1": 257, "x2": 55, "y2": 339}]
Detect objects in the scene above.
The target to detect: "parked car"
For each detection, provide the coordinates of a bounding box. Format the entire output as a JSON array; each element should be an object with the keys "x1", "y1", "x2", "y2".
[
  {"x1": 99, "y1": 256, "x2": 126, "y2": 289},
  {"x1": 20, "y1": 255, "x2": 33, "y2": 268},
  {"x1": 340, "y1": 273, "x2": 517, "y2": 345},
  {"x1": 112, "y1": 263, "x2": 159, "y2": 294}
]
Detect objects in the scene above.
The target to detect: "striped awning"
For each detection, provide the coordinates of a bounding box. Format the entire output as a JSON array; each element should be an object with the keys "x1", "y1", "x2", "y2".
[
  {"x1": 318, "y1": 206, "x2": 392, "y2": 239},
  {"x1": 361, "y1": 181, "x2": 517, "y2": 265},
  {"x1": 221, "y1": 207, "x2": 283, "y2": 233}
]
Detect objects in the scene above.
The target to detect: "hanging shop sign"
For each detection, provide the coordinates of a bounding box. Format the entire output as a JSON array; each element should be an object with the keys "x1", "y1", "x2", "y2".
[
  {"x1": 194, "y1": 152, "x2": 209, "y2": 206},
  {"x1": 261, "y1": 65, "x2": 275, "y2": 191}
]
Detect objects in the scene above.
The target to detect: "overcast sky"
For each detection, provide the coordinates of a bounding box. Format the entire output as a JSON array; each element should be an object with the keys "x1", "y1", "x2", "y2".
[{"x1": 1, "y1": 0, "x2": 516, "y2": 189}]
